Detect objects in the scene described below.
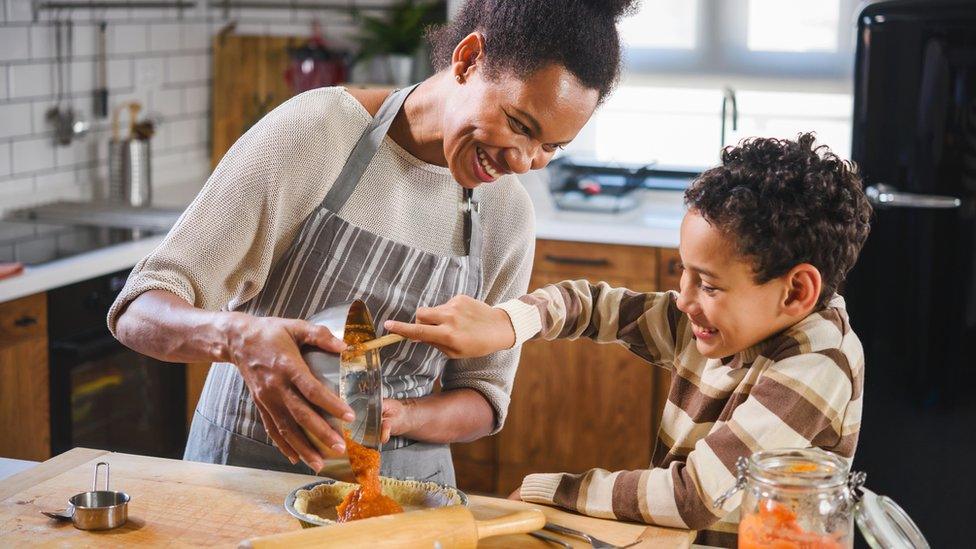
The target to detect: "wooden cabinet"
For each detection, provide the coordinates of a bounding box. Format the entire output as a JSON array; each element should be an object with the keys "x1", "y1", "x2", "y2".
[
  {"x1": 185, "y1": 362, "x2": 212, "y2": 429},
  {"x1": 0, "y1": 293, "x2": 50, "y2": 461},
  {"x1": 657, "y1": 247, "x2": 683, "y2": 292},
  {"x1": 452, "y1": 241, "x2": 679, "y2": 495}
]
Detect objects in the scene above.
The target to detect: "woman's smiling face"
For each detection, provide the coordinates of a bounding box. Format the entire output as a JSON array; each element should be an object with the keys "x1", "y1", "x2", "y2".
[{"x1": 442, "y1": 33, "x2": 599, "y2": 189}]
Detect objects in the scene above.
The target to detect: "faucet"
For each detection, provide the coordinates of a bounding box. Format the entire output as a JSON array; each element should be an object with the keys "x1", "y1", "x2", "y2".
[{"x1": 721, "y1": 86, "x2": 738, "y2": 148}]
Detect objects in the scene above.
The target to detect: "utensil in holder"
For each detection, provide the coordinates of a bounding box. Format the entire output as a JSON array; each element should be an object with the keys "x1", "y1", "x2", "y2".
[{"x1": 108, "y1": 102, "x2": 152, "y2": 207}]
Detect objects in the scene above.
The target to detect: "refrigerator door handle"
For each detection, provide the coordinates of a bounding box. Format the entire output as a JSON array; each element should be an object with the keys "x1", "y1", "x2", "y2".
[{"x1": 865, "y1": 184, "x2": 961, "y2": 209}]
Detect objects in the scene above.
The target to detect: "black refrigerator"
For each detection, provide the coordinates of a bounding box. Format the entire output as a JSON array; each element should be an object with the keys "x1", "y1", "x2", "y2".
[{"x1": 846, "y1": 1, "x2": 976, "y2": 546}]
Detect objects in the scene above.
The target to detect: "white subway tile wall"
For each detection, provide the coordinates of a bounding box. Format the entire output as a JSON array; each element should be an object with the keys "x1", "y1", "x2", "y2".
[{"x1": 0, "y1": 1, "x2": 383, "y2": 214}]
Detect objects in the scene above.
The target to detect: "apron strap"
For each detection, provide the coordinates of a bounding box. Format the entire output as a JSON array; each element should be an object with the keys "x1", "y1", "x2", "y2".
[
  {"x1": 322, "y1": 84, "x2": 419, "y2": 213},
  {"x1": 463, "y1": 188, "x2": 483, "y2": 259},
  {"x1": 323, "y1": 83, "x2": 483, "y2": 258}
]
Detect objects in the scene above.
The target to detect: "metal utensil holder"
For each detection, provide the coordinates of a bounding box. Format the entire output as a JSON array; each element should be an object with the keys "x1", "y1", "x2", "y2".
[{"x1": 108, "y1": 138, "x2": 152, "y2": 207}]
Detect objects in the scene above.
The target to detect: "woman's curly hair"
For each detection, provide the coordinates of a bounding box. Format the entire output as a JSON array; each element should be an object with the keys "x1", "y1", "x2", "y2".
[
  {"x1": 684, "y1": 133, "x2": 872, "y2": 309},
  {"x1": 427, "y1": 0, "x2": 639, "y2": 102}
]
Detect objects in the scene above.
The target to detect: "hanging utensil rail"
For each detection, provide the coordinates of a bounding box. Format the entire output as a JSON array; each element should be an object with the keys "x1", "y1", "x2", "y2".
[
  {"x1": 208, "y1": 0, "x2": 394, "y2": 18},
  {"x1": 32, "y1": 1, "x2": 196, "y2": 22}
]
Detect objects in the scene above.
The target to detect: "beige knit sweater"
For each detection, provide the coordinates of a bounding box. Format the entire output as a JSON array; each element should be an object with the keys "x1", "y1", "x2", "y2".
[{"x1": 107, "y1": 86, "x2": 536, "y2": 430}]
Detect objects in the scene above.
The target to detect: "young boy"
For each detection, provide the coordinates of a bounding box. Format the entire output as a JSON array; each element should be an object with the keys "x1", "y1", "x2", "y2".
[{"x1": 386, "y1": 133, "x2": 872, "y2": 545}]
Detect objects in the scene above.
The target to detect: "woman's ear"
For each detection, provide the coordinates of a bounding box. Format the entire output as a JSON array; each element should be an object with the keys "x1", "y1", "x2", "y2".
[
  {"x1": 782, "y1": 263, "x2": 822, "y2": 317},
  {"x1": 451, "y1": 31, "x2": 486, "y2": 82}
]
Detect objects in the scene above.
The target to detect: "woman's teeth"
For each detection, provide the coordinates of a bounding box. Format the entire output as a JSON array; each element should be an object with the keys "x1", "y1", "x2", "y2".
[{"x1": 477, "y1": 148, "x2": 501, "y2": 179}]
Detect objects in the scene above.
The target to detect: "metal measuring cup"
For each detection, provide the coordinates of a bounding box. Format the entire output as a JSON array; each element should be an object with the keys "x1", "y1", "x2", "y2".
[
  {"x1": 301, "y1": 300, "x2": 384, "y2": 455},
  {"x1": 42, "y1": 462, "x2": 130, "y2": 530}
]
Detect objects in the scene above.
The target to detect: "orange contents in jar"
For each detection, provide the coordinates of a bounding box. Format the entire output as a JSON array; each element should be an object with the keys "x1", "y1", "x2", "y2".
[
  {"x1": 335, "y1": 430, "x2": 403, "y2": 522},
  {"x1": 786, "y1": 463, "x2": 820, "y2": 473},
  {"x1": 739, "y1": 499, "x2": 845, "y2": 549}
]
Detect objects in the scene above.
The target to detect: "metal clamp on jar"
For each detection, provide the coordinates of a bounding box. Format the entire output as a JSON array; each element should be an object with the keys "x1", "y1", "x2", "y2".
[{"x1": 713, "y1": 448, "x2": 929, "y2": 549}]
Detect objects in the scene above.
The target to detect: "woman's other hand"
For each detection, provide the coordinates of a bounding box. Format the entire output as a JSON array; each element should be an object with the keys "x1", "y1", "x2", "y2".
[
  {"x1": 379, "y1": 398, "x2": 416, "y2": 444},
  {"x1": 508, "y1": 488, "x2": 522, "y2": 501},
  {"x1": 223, "y1": 313, "x2": 354, "y2": 471},
  {"x1": 383, "y1": 295, "x2": 515, "y2": 359}
]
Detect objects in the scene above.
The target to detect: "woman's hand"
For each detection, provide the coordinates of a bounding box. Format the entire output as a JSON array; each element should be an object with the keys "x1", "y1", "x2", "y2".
[
  {"x1": 379, "y1": 398, "x2": 416, "y2": 444},
  {"x1": 508, "y1": 488, "x2": 522, "y2": 501},
  {"x1": 383, "y1": 295, "x2": 516, "y2": 359},
  {"x1": 222, "y1": 313, "x2": 354, "y2": 472}
]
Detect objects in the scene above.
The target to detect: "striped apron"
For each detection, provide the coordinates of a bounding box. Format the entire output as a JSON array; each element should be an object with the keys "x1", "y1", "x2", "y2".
[{"x1": 184, "y1": 85, "x2": 483, "y2": 486}]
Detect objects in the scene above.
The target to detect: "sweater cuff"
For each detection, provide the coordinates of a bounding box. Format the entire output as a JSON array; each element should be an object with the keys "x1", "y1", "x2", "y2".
[
  {"x1": 519, "y1": 473, "x2": 564, "y2": 505},
  {"x1": 494, "y1": 299, "x2": 542, "y2": 348}
]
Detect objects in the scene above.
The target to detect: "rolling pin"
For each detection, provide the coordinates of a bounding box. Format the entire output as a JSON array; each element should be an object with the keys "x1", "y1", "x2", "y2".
[{"x1": 240, "y1": 505, "x2": 546, "y2": 549}]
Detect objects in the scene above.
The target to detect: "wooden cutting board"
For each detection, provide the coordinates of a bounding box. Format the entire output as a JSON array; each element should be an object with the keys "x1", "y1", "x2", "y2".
[
  {"x1": 211, "y1": 33, "x2": 304, "y2": 170},
  {"x1": 0, "y1": 448, "x2": 695, "y2": 548}
]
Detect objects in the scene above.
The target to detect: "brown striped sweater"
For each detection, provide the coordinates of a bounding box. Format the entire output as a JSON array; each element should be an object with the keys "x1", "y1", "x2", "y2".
[{"x1": 496, "y1": 281, "x2": 864, "y2": 542}]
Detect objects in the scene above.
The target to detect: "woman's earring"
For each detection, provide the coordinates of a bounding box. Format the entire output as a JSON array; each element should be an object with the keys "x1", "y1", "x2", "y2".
[{"x1": 455, "y1": 74, "x2": 464, "y2": 84}]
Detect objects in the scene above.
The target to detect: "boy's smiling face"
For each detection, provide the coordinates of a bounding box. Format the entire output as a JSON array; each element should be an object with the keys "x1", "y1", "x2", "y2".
[{"x1": 676, "y1": 210, "x2": 814, "y2": 359}]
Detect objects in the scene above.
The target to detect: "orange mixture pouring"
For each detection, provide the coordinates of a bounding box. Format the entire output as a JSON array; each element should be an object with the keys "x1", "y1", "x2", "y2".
[{"x1": 335, "y1": 430, "x2": 403, "y2": 522}]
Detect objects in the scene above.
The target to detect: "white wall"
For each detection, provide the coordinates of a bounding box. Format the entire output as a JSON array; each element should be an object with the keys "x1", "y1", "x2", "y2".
[{"x1": 0, "y1": 0, "x2": 392, "y2": 214}]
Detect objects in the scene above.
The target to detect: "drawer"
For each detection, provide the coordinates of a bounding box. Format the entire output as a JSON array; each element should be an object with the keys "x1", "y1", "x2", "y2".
[
  {"x1": 657, "y1": 248, "x2": 683, "y2": 291},
  {"x1": 533, "y1": 239, "x2": 657, "y2": 282},
  {"x1": 0, "y1": 293, "x2": 47, "y2": 347}
]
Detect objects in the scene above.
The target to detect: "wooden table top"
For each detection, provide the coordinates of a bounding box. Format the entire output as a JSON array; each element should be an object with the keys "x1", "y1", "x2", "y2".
[{"x1": 0, "y1": 448, "x2": 695, "y2": 548}]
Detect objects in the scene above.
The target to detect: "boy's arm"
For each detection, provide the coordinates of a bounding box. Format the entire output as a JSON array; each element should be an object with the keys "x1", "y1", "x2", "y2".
[
  {"x1": 497, "y1": 281, "x2": 687, "y2": 366},
  {"x1": 518, "y1": 352, "x2": 857, "y2": 529}
]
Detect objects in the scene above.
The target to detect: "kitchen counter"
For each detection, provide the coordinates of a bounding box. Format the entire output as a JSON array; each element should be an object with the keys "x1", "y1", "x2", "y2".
[
  {"x1": 0, "y1": 448, "x2": 695, "y2": 548},
  {"x1": 521, "y1": 171, "x2": 685, "y2": 249},
  {"x1": 0, "y1": 182, "x2": 203, "y2": 304},
  {"x1": 0, "y1": 174, "x2": 684, "y2": 304},
  {"x1": 0, "y1": 458, "x2": 36, "y2": 482}
]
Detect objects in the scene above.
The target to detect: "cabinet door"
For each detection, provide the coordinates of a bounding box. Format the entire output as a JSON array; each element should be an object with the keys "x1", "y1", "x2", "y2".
[
  {"x1": 450, "y1": 435, "x2": 497, "y2": 494},
  {"x1": 533, "y1": 240, "x2": 658, "y2": 284},
  {"x1": 0, "y1": 293, "x2": 50, "y2": 461},
  {"x1": 657, "y1": 247, "x2": 683, "y2": 291},
  {"x1": 186, "y1": 362, "x2": 212, "y2": 429}
]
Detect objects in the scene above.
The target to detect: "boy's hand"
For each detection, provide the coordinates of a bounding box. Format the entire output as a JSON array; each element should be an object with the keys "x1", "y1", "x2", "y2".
[{"x1": 384, "y1": 295, "x2": 516, "y2": 359}]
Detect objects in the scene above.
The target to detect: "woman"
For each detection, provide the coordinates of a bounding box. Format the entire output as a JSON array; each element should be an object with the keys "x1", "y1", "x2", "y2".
[{"x1": 109, "y1": 0, "x2": 637, "y2": 485}]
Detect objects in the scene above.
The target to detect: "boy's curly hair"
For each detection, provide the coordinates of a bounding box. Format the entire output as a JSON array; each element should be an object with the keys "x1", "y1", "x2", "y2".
[{"x1": 684, "y1": 133, "x2": 872, "y2": 309}]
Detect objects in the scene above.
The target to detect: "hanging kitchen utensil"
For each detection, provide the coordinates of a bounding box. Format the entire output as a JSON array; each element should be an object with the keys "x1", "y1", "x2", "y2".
[
  {"x1": 46, "y1": 16, "x2": 89, "y2": 146},
  {"x1": 94, "y1": 21, "x2": 108, "y2": 118}
]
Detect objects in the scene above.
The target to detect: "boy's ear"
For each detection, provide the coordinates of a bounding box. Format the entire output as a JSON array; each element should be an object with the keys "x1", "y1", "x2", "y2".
[{"x1": 782, "y1": 263, "x2": 822, "y2": 316}]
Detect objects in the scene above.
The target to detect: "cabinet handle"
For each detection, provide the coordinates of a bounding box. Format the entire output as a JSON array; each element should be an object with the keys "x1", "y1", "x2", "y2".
[
  {"x1": 667, "y1": 258, "x2": 682, "y2": 276},
  {"x1": 14, "y1": 316, "x2": 38, "y2": 327},
  {"x1": 543, "y1": 254, "x2": 610, "y2": 267}
]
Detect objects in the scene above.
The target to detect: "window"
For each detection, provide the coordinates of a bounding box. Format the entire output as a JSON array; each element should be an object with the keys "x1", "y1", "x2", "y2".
[
  {"x1": 564, "y1": 86, "x2": 852, "y2": 169},
  {"x1": 562, "y1": 0, "x2": 860, "y2": 168},
  {"x1": 747, "y1": 0, "x2": 840, "y2": 53},
  {"x1": 619, "y1": 0, "x2": 698, "y2": 50},
  {"x1": 623, "y1": 0, "x2": 859, "y2": 78}
]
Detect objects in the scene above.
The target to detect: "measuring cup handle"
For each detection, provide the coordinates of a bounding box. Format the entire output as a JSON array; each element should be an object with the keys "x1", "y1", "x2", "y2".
[{"x1": 92, "y1": 462, "x2": 110, "y2": 492}]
